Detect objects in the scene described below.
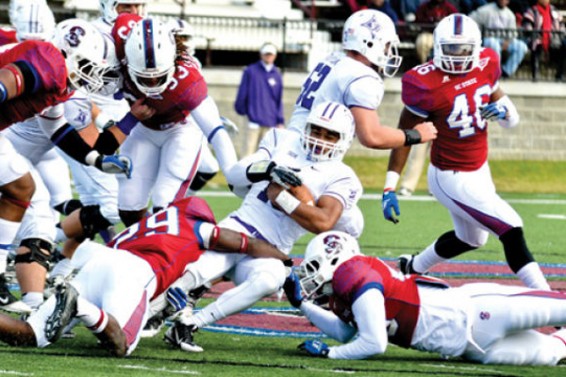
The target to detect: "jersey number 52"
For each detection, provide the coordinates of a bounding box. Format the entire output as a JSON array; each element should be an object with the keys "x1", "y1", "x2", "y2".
[{"x1": 296, "y1": 63, "x2": 331, "y2": 110}]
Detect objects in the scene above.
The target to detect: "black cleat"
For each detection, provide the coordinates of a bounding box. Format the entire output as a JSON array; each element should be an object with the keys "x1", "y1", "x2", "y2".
[
  {"x1": 140, "y1": 313, "x2": 165, "y2": 338},
  {"x1": 44, "y1": 279, "x2": 78, "y2": 343},
  {"x1": 0, "y1": 274, "x2": 30, "y2": 314},
  {"x1": 164, "y1": 322, "x2": 203, "y2": 352},
  {"x1": 398, "y1": 254, "x2": 419, "y2": 275}
]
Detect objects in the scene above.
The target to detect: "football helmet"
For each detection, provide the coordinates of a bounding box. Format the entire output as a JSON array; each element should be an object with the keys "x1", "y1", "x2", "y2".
[
  {"x1": 298, "y1": 231, "x2": 361, "y2": 299},
  {"x1": 302, "y1": 101, "x2": 355, "y2": 162},
  {"x1": 11, "y1": 0, "x2": 55, "y2": 41},
  {"x1": 125, "y1": 18, "x2": 176, "y2": 96},
  {"x1": 51, "y1": 19, "x2": 113, "y2": 94},
  {"x1": 98, "y1": 35, "x2": 123, "y2": 96},
  {"x1": 433, "y1": 14, "x2": 482, "y2": 74},
  {"x1": 99, "y1": 0, "x2": 147, "y2": 24},
  {"x1": 342, "y1": 9, "x2": 402, "y2": 77},
  {"x1": 169, "y1": 19, "x2": 195, "y2": 56}
]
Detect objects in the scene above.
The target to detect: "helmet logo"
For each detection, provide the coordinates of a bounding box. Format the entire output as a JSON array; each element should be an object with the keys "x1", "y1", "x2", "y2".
[
  {"x1": 322, "y1": 234, "x2": 342, "y2": 254},
  {"x1": 360, "y1": 15, "x2": 381, "y2": 39},
  {"x1": 65, "y1": 26, "x2": 86, "y2": 47}
]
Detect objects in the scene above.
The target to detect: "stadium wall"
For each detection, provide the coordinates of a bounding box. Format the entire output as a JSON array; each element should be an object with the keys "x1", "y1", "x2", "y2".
[{"x1": 204, "y1": 68, "x2": 566, "y2": 161}]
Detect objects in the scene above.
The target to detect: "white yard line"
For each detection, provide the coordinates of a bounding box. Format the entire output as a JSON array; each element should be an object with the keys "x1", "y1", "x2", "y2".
[{"x1": 118, "y1": 365, "x2": 200, "y2": 375}]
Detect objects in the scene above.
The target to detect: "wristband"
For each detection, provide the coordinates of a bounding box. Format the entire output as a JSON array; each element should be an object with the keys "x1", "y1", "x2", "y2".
[
  {"x1": 403, "y1": 129, "x2": 421, "y2": 146},
  {"x1": 384, "y1": 171, "x2": 400, "y2": 191},
  {"x1": 85, "y1": 150, "x2": 101, "y2": 167},
  {"x1": 116, "y1": 112, "x2": 138, "y2": 135},
  {"x1": 275, "y1": 190, "x2": 301, "y2": 215},
  {"x1": 0, "y1": 82, "x2": 7, "y2": 103},
  {"x1": 4, "y1": 64, "x2": 23, "y2": 96},
  {"x1": 239, "y1": 232, "x2": 249, "y2": 254}
]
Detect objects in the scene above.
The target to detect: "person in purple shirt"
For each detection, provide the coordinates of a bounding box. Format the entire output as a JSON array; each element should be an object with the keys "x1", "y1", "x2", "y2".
[{"x1": 234, "y1": 42, "x2": 285, "y2": 157}]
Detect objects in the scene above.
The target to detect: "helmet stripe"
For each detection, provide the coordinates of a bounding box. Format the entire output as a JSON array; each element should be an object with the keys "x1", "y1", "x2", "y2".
[
  {"x1": 322, "y1": 102, "x2": 339, "y2": 119},
  {"x1": 453, "y1": 14, "x2": 463, "y2": 35},
  {"x1": 142, "y1": 19, "x2": 156, "y2": 69}
]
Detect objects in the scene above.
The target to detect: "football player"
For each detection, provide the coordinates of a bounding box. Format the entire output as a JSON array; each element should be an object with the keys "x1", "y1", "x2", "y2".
[
  {"x1": 381, "y1": 14, "x2": 549, "y2": 290},
  {"x1": 287, "y1": 9, "x2": 437, "y2": 150},
  {"x1": 160, "y1": 101, "x2": 364, "y2": 352},
  {"x1": 286, "y1": 231, "x2": 566, "y2": 365},
  {"x1": 0, "y1": 17, "x2": 132, "y2": 310},
  {"x1": 0, "y1": 196, "x2": 292, "y2": 357},
  {"x1": 110, "y1": 17, "x2": 239, "y2": 226}
]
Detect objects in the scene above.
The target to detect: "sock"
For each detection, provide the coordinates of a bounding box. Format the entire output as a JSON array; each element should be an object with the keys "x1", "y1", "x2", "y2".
[
  {"x1": 0, "y1": 247, "x2": 8, "y2": 274},
  {"x1": 516, "y1": 262, "x2": 550, "y2": 290},
  {"x1": 0, "y1": 218, "x2": 21, "y2": 261},
  {"x1": 22, "y1": 292, "x2": 44, "y2": 309},
  {"x1": 49, "y1": 258, "x2": 74, "y2": 280},
  {"x1": 412, "y1": 241, "x2": 447, "y2": 274},
  {"x1": 77, "y1": 296, "x2": 108, "y2": 333}
]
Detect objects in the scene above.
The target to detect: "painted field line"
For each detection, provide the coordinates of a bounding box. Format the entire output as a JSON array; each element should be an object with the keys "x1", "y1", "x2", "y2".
[
  {"x1": 119, "y1": 365, "x2": 199, "y2": 375},
  {"x1": 0, "y1": 371, "x2": 32, "y2": 376},
  {"x1": 538, "y1": 214, "x2": 566, "y2": 220},
  {"x1": 196, "y1": 191, "x2": 566, "y2": 205}
]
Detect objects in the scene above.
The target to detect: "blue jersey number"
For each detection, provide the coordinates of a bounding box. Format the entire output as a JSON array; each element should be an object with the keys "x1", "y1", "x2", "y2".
[{"x1": 296, "y1": 63, "x2": 331, "y2": 110}]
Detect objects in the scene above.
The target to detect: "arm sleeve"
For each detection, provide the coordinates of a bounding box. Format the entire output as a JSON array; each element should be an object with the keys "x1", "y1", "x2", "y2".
[
  {"x1": 343, "y1": 76, "x2": 382, "y2": 110},
  {"x1": 300, "y1": 301, "x2": 357, "y2": 343},
  {"x1": 327, "y1": 289, "x2": 389, "y2": 360}
]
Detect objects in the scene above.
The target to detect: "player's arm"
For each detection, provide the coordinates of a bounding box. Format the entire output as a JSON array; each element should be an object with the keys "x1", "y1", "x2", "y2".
[
  {"x1": 266, "y1": 183, "x2": 343, "y2": 234},
  {"x1": 299, "y1": 289, "x2": 388, "y2": 359},
  {"x1": 351, "y1": 106, "x2": 436, "y2": 149},
  {"x1": 0, "y1": 61, "x2": 41, "y2": 103},
  {"x1": 199, "y1": 222, "x2": 292, "y2": 265}
]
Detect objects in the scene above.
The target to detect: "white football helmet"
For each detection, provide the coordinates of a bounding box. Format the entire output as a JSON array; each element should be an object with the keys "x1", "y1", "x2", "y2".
[
  {"x1": 51, "y1": 19, "x2": 113, "y2": 94},
  {"x1": 433, "y1": 14, "x2": 482, "y2": 74},
  {"x1": 98, "y1": 35, "x2": 123, "y2": 96},
  {"x1": 169, "y1": 19, "x2": 195, "y2": 56},
  {"x1": 302, "y1": 101, "x2": 355, "y2": 162},
  {"x1": 298, "y1": 231, "x2": 361, "y2": 299},
  {"x1": 11, "y1": 0, "x2": 55, "y2": 41},
  {"x1": 342, "y1": 9, "x2": 402, "y2": 77},
  {"x1": 99, "y1": 0, "x2": 147, "y2": 24},
  {"x1": 125, "y1": 18, "x2": 176, "y2": 96}
]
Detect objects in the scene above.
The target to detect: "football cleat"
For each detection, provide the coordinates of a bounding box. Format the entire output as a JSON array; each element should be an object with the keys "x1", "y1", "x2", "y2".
[
  {"x1": 398, "y1": 254, "x2": 420, "y2": 275},
  {"x1": 44, "y1": 278, "x2": 78, "y2": 343},
  {"x1": 140, "y1": 314, "x2": 165, "y2": 338},
  {"x1": 0, "y1": 273, "x2": 31, "y2": 314},
  {"x1": 163, "y1": 322, "x2": 203, "y2": 352}
]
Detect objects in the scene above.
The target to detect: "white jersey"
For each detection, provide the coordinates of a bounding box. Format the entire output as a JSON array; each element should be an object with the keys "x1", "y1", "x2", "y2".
[
  {"x1": 288, "y1": 52, "x2": 384, "y2": 133},
  {"x1": 64, "y1": 89, "x2": 130, "y2": 131},
  {"x1": 229, "y1": 129, "x2": 363, "y2": 253}
]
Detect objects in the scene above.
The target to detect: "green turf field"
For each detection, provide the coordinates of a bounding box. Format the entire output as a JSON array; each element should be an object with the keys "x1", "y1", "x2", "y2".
[{"x1": 1, "y1": 158, "x2": 566, "y2": 376}]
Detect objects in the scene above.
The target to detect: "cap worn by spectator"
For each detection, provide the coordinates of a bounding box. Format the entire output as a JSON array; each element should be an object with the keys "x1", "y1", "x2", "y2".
[{"x1": 260, "y1": 43, "x2": 277, "y2": 55}]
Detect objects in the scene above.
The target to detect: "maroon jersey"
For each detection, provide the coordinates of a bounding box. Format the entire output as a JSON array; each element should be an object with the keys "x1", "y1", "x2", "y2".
[
  {"x1": 0, "y1": 40, "x2": 71, "y2": 129},
  {"x1": 402, "y1": 48, "x2": 501, "y2": 171},
  {"x1": 109, "y1": 197, "x2": 216, "y2": 299},
  {"x1": 331, "y1": 255, "x2": 449, "y2": 348},
  {"x1": 122, "y1": 61, "x2": 208, "y2": 130},
  {"x1": 0, "y1": 27, "x2": 17, "y2": 46}
]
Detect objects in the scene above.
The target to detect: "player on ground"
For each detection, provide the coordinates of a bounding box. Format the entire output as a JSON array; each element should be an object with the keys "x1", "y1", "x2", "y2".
[
  {"x1": 161, "y1": 102, "x2": 364, "y2": 352},
  {"x1": 288, "y1": 9, "x2": 437, "y2": 151},
  {"x1": 286, "y1": 231, "x2": 566, "y2": 365},
  {"x1": 381, "y1": 14, "x2": 549, "y2": 290},
  {"x1": 0, "y1": 196, "x2": 291, "y2": 357}
]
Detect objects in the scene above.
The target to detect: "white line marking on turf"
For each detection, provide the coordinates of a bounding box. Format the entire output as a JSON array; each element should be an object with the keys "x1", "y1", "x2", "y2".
[
  {"x1": 119, "y1": 365, "x2": 200, "y2": 375},
  {"x1": 421, "y1": 363, "x2": 508, "y2": 375},
  {"x1": 538, "y1": 214, "x2": 566, "y2": 220},
  {"x1": 308, "y1": 368, "x2": 355, "y2": 374},
  {"x1": 196, "y1": 191, "x2": 566, "y2": 205},
  {"x1": 0, "y1": 371, "x2": 33, "y2": 376}
]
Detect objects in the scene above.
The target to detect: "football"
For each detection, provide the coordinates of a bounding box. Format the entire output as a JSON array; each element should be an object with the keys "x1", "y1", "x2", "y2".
[{"x1": 266, "y1": 181, "x2": 315, "y2": 207}]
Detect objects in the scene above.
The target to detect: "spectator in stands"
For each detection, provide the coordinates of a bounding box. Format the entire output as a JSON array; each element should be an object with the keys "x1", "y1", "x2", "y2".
[
  {"x1": 414, "y1": 0, "x2": 458, "y2": 64},
  {"x1": 470, "y1": 0, "x2": 528, "y2": 78},
  {"x1": 367, "y1": 0, "x2": 399, "y2": 24},
  {"x1": 457, "y1": 0, "x2": 486, "y2": 14},
  {"x1": 234, "y1": 42, "x2": 285, "y2": 157},
  {"x1": 522, "y1": 0, "x2": 566, "y2": 81},
  {"x1": 390, "y1": 0, "x2": 420, "y2": 22}
]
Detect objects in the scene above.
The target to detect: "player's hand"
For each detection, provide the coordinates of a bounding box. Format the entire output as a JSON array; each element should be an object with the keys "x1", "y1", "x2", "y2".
[
  {"x1": 129, "y1": 98, "x2": 156, "y2": 120},
  {"x1": 413, "y1": 121, "x2": 437, "y2": 143},
  {"x1": 246, "y1": 160, "x2": 302, "y2": 188},
  {"x1": 220, "y1": 116, "x2": 239, "y2": 134},
  {"x1": 298, "y1": 339, "x2": 329, "y2": 357},
  {"x1": 166, "y1": 287, "x2": 190, "y2": 312},
  {"x1": 283, "y1": 271, "x2": 304, "y2": 308},
  {"x1": 382, "y1": 190, "x2": 400, "y2": 224},
  {"x1": 95, "y1": 155, "x2": 132, "y2": 178},
  {"x1": 480, "y1": 103, "x2": 508, "y2": 121}
]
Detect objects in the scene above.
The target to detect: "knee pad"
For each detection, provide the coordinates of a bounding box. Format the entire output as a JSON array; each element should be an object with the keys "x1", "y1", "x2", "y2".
[
  {"x1": 189, "y1": 171, "x2": 217, "y2": 192},
  {"x1": 79, "y1": 205, "x2": 112, "y2": 240},
  {"x1": 15, "y1": 238, "x2": 53, "y2": 270},
  {"x1": 53, "y1": 199, "x2": 83, "y2": 216}
]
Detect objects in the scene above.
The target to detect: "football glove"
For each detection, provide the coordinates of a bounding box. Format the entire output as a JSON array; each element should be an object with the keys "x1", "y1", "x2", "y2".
[
  {"x1": 479, "y1": 103, "x2": 508, "y2": 121},
  {"x1": 246, "y1": 160, "x2": 302, "y2": 188},
  {"x1": 95, "y1": 154, "x2": 132, "y2": 178},
  {"x1": 283, "y1": 271, "x2": 303, "y2": 308},
  {"x1": 166, "y1": 287, "x2": 190, "y2": 312},
  {"x1": 298, "y1": 339, "x2": 329, "y2": 357},
  {"x1": 382, "y1": 190, "x2": 400, "y2": 224}
]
